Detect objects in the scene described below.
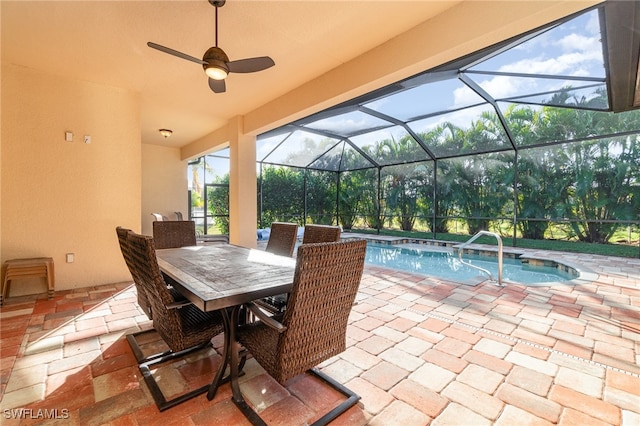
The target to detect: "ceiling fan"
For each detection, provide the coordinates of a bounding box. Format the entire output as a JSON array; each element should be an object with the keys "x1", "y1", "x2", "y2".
[{"x1": 147, "y1": 0, "x2": 274, "y2": 94}]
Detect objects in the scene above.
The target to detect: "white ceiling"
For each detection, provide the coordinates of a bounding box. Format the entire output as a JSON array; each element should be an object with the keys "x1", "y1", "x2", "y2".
[{"x1": 1, "y1": 0, "x2": 459, "y2": 148}]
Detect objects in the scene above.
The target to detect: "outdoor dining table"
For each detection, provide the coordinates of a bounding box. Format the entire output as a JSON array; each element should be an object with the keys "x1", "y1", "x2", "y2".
[{"x1": 155, "y1": 243, "x2": 296, "y2": 418}]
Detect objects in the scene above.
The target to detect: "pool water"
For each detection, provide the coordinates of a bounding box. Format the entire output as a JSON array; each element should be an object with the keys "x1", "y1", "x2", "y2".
[{"x1": 365, "y1": 244, "x2": 575, "y2": 285}]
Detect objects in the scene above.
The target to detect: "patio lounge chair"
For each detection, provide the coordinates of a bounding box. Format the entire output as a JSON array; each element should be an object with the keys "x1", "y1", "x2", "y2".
[{"x1": 151, "y1": 212, "x2": 168, "y2": 221}]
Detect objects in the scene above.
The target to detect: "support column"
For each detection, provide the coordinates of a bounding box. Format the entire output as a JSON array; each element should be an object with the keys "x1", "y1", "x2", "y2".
[{"x1": 228, "y1": 117, "x2": 257, "y2": 248}]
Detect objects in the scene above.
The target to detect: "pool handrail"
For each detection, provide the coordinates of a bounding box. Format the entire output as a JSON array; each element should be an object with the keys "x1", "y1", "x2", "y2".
[{"x1": 456, "y1": 231, "x2": 503, "y2": 286}]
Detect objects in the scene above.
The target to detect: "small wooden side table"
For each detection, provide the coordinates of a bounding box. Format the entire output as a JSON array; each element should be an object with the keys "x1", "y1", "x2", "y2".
[{"x1": 1, "y1": 257, "x2": 55, "y2": 306}]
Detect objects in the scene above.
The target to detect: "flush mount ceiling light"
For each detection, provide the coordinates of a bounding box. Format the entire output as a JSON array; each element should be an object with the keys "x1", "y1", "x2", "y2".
[{"x1": 159, "y1": 129, "x2": 173, "y2": 138}]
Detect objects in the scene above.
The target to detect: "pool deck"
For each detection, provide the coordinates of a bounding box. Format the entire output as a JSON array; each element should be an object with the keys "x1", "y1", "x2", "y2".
[{"x1": 0, "y1": 239, "x2": 639, "y2": 425}]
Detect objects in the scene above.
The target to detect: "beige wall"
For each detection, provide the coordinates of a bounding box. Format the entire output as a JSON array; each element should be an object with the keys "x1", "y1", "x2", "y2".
[
  {"x1": 1, "y1": 64, "x2": 141, "y2": 294},
  {"x1": 141, "y1": 144, "x2": 189, "y2": 236}
]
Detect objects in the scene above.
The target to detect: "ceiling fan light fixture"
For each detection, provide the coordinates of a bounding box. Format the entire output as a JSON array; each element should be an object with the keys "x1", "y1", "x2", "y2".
[
  {"x1": 204, "y1": 63, "x2": 228, "y2": 80},
  {"x1": 203, "y1": 46, "x2": 230, "y2": 80}
]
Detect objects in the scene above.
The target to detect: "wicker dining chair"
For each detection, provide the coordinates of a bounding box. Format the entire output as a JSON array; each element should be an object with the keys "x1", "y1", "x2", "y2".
[
  {"x1": 116, "y1": 227, "x2": 188, "y2": 320},
  {"x1": 125, "y1": 230, "x2": 225, "y2": 411},
  {"x1": 152, "y1": 220, "x2": 197, "y2": 249},
  {"x1": 265, "y1": 222, "x2": 298, "y2": 257},
  {"x1": 257, "y1": 222, "x2": 299, "y2": 314},
  {"x1": 116, "y1": 227, "x2": 152, "y2": 319},
  {"x1": 302, "y1": 224, "x2": 341, "y2": 244},
  {"x1": 233, "y1": 239, "x2": 367, "y2": 425}
]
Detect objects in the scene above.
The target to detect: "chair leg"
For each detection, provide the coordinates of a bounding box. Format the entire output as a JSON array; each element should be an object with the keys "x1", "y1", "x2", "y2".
[
  {"x1": 126, "y1": 328, "x2": 213, "y2": 411},
  {"x1": 227, "y1": 304, "x2": 359, "y2": 425},
  {"x1": 308, "y1": 368, "x2": 361, "y2": 426},
  {"x1": 126, "y1": 329, "x2": 174, "y2": 364},
  {"x1": 139, "y1": 347, "x2": 212, "y2": 412},
  {"x1": 230, "y1": 367, "x2": 361, "y2": 426}
]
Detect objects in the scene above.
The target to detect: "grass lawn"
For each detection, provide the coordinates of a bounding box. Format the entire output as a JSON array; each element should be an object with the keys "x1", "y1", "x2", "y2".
[{"x1": 350, "y1": 228, "x2": 640, "y2": 258}]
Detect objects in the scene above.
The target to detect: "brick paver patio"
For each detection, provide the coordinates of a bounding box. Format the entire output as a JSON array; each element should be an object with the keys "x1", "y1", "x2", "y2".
[{"x1": 1, "y1": 243, "x2": 639, "y2": 425}]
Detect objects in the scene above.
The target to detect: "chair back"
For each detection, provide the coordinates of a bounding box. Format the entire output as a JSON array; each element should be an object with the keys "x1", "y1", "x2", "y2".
[
  {"x1": 153, "y1": 220, "x2": 197, "y2": 249},
  {"x1": 278, "y1": 239, "x2": 367, "y2": 382},
  {"x1": 116, "y1": 227, "x2": 138, "y2": 281},
  {"x1": 151, "y1": 213, "x2": 167, "y2": 221},
  {"x1": 116, "y1": 227, "x2": 152, "y2": 318},
  {"x1": 265, "y1": 222, "x2": 298, "y2": 257},
  {"x1": 127, "y1": 230, "x2": 184, "y2": 345},
  {"x1": 302, "y1": 224, "x2": 341, "y2": 244}
]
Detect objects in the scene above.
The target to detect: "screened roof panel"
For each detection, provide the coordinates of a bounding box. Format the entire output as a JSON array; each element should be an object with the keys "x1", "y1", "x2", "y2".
[
  {"x1": 466, "y1": 73, "x2": 607, "y2": 108},
  {"x1": 408, "y1": 103, "x2": 511, "y2": 157},
  {"x1": 349, "y1": 126, "x2": 429, "y2": 166},
  {"x1": 257, "y1": 133, "x2": 290, "y2": 162},
  {"x1": 261, "y1": 130, "x2": 341, "y2": 168},
  {"x1": 302, "y1": 110, "x2": 392, "y2": 137},
  {"x1": 341, "y1": 142, "x2": 377, "y2": 171},
  {"x1": 306, "y1": 141, "x2": 377, "y2": 171},
  {"x1": 362, "y1": 78, "x2": 486, "y2": 122},
  {"x1": 468, "y1": 9, "x2": 605, "y2": 78},
  {"x1": 307, "y1": 141, "x2": 344, "y2": 171},
  {"x1": 506, "y1": 84, "x2": 609, "y2": 110},
  {"x1": 256, "y1": 5, "x2": 639, "y2": 171}
]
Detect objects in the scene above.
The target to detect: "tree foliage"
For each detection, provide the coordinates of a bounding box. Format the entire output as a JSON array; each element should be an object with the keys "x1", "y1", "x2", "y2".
[
  {"x1": 202, "y1": 89, "x2": 640, "y2": 245},
  {"x1": 259, "y1": 166, "x2": 304, "y2": 226}
]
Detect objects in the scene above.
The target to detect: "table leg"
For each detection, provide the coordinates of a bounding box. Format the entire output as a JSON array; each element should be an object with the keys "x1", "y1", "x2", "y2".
[
  {"x1": 206, "y1": 308, "x2": 232, "y2": 401},
  {"x1": 229, "y1": 306, "x2": 243, "y2": 400},
  {"x1": 228, "y1": 306, "x2": 267, "y2": 426}
]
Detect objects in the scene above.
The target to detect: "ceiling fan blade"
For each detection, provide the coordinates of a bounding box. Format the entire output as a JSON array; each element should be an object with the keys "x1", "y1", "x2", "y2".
[
  {"x1": 227, "y1": 56, "x2": 275, "y2": 73},
  {"x1": 208, "y1": 78, "x2": 226, "y2": 93},
  {"x1": 147, "y1": 42, "x2": 207, "y2": 65}
]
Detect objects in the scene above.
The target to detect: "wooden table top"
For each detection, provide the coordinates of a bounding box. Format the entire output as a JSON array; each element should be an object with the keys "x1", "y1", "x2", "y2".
[{"x1": 156, "y1": 244, "x2": 296, "y2": 312}]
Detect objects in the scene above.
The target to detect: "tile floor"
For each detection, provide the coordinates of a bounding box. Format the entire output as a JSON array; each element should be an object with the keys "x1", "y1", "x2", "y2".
[{"x1": 1, "y1": 243, "x2": 639, "y2": 425}]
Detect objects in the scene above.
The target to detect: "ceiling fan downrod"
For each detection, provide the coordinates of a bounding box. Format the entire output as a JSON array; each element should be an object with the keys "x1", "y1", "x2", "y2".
[
  {"x1": 210, "y1": 0, "x2": 225, "y2": 47},
  {"x1": 210, "y1": 0, "x2": 226, "y2": 47}
]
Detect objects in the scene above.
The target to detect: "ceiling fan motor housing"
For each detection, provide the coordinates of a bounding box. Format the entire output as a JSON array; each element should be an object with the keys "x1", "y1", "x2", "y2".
[{"x1": 203, "y1": 46, "x2": 230, "y2": 78}]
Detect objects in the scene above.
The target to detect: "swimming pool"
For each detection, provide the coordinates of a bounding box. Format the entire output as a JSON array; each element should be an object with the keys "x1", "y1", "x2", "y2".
[{"x1": 365, "y1": 243, "x2": 578, "y2": 285}]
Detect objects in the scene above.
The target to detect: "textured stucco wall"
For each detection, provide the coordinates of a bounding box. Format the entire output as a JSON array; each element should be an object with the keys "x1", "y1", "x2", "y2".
[
  {"x1": 141, "y1": 144, "x2": 189, "y2": 237},
  {"x1": 1, "y1": 64, "x2": 141, "y2": 292}
]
